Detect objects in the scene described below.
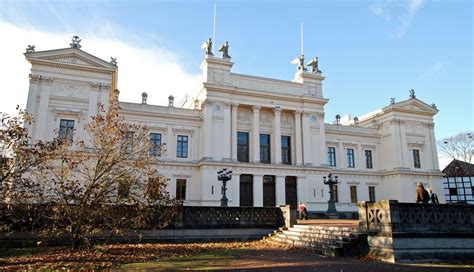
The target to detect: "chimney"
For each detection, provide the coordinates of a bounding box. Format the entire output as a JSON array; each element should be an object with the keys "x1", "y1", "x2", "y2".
[
  {"x1": 141, "y1": 92, "x2": 148, "y2": 104},
  {"x1": 168, "y1": 95, "x2": 174, "y2": 107}
]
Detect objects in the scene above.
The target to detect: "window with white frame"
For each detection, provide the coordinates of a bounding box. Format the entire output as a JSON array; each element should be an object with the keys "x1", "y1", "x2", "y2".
[
  {"x1": 176, "y1": 135, "x2": 188, "y2": 158},
  {"x1": 59, "y1": 119, "x2": 75, "y2": 144},
  {"x1": 328, "y1": 147, "x2": 336, "y2": 166},
  {"x1": 346, "y1": 148, "x2": 355, "y2": 168},
  {"x1": 149, "y1": 133, "x2": 162, "y2": 156}
]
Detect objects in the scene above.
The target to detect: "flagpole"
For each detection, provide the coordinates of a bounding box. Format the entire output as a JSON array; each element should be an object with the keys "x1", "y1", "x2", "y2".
[
  {"x1": 213, "y1": 3, "x2": 217, "y2": 54},
  {"x1": 300, "y1": 22, "x2": 304, "y2": 55}
]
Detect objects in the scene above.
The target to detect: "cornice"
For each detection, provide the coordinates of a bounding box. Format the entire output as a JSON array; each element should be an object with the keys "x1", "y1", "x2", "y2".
[{"x1": 29, "y1": 59, "x2": 116, "y2": 74}]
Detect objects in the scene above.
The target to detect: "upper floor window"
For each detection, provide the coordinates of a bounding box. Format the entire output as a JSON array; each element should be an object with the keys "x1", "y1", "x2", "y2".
[
  {"x1": 59, "y1": 119, "x2": 75, "y2": 144},
  {"x1": 365, "y1": 150, "x2": 373, "y2": 169},
  {"x1": 328, "y1": 147, "x2": 336, "y2": 166},
  {"x1": 122, "y1": 131, "x2": 134, "y2": 155},
  {"x1": 149, "y1": 133, "x2": 162, "y2": 156},
  {"x1": 176, "y1": 179, "x2": 187, "y2": 201},
  {"x1": 260, "y1": 134, "x2": 271, "y2": 164},
  {"x1": 177, "y1": 135, "x2": 188, "y2": 158},
  {"x1": 413, "y1": 149, "x2": 421, "y2": 168},
  {"x1": 346, "y1": 148, "x2": 355, "y2": 168},
  {"x1": 350, "y1": 185, "x2": 358, "y2": 203},
  {"x1": 281, "y1": 136, "x2": 291, "y2": 165},
  {"x1": 237, "y1": 132, "x2": 249, "y2": 163}
]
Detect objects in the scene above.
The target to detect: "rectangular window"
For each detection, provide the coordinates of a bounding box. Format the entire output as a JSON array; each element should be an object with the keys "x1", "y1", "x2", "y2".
[
  {"x1": 365, "y1": 150, "x2": 373, "y2": 169},
  {"x1": 59, "y1": 119, "x2": 75, "y2": 144},
  {"x1": 176, "y1": 179, "x2": 187, "y2": 201},
  {"x1": 334, "y1": 184, "x2": 339, "y2": 203},
  {"x1": 350, "y1": 185, "x2": 358, "y2": 203},
  {"x1": 347, "y1": 148, "x2": 355, "y2": 168},
  {"x1": 149, "y1": 133, "x2": 162, "y2": 156},
  {"x1": 237, "y1": 132, "x2": 249, "y2": 163},
  {"x1": 328, "y1": 147, "x2": 336, "y2": 166},
  {"x1": 123, "y1": 131, "x2": 134, "y2": 155},
  {"x1": 177, "y1": 135, "x2": 188, "y2": 158},
  {"x1": 449, "y1": 188, "x2": 458, "y2": 195},
  {"x1": 260, "y1": 134, "x2": 271, "y2": 164},
  {"x1": 369, "y1": 186, "x2": 376, "y2": 202},
  {"x1": 413, "y1": 149, "x2": 421, "y2": 168},
  {"x1": 281, "y1": 136, "x2": 291, "y2": 165}
]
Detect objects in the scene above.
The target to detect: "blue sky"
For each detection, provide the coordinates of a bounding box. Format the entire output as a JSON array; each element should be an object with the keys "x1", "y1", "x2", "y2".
[{"x1": 0, "y1": 0, "x2": 472, "y2": 146}]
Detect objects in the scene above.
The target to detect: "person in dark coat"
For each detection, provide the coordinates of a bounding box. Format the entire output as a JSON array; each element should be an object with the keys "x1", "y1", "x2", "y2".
[
  {"x1": 428, "y1": 188, "x2": 439, "y2": 204},
  {"x1": 415, "y1": 183, "x2": 430, "y2": 203}
]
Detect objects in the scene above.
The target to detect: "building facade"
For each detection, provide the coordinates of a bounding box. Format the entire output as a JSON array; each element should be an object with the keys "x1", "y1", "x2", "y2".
[{"x1": 23, "y1": 38, "x2": 445, "y2": 211}]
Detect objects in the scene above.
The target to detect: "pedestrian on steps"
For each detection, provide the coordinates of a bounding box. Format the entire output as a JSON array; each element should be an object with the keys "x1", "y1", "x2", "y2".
[{"x1": 298, "y1": 201, "x2": 308, "y2": 220}]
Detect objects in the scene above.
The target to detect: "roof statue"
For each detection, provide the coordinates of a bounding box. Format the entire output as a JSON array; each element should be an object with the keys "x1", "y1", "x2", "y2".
[
  {"x1": 390, "y1": 97, "x2": 396, "y2": 105},
  {"x1": 218, "y1": 41, "x2": 231, "y2": 59},
  {"x1": 291, "y1": 54, "x2": 307, "y2": 71},
  {"x1": 25, "y1": 45, "x2": 35, "y2": 53},
  {"x1": 69, "y1": 35, "x2": 82, "y2": 49},
  {"x1": 201, "y1": 37, "x2": 213, "y2": 56},
  {"x1": 306, "y1": 57, "x2": 321, "y2": 73},
  {"x1": 110, "y1": 57, "x2": 117, "y2": 66},
  {"x1": 409, "y1": 89, "x2": 416, "y2": 99}
]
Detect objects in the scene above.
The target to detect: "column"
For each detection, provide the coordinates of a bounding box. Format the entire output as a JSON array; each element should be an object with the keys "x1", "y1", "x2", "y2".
[
  {"x1": 302, "y1": 112, "x2": 313, "y2": 165},
  {"x1": 25, "y1": 76, "x2": 40, "y2": 141},
  {"x1": 294, "y1": 111, "x2": 303, "y2": 165},
  {"x1": 36, "y1": 78, "x2": 52, "y2": 140},
  {"x1": 275, "y1": 176, "x2": 286, "y2": 206},
  {"x1": 273, "y1": 107, "x2": 282, "y2": 164},
  {"x1": 202, "y1": 100, "x2": 213, "y2": 160},
  {"x1": 222, "y1": 103, "x2": 231, "y2": 161},
  {"x1": 317, "y1": 113, "x2": 327, "y2": 166},
  {"x1": 297, "y1": 176, "x2": 307, "y2": 203},
  {"x1": 231, "y1": 104, "x2": 239, "y2": 161},
  {"x1": 391, "y1": 120, "x2": 403, "y2": 168},
  {"x1": 252, "y1": 105, "x2": 261, "y2": 163},
  {"x1": 253, "y1": 174, "x2": 263, "y2": 207},
  {"x1": 230, "y1": 173, "x2": 240, "y2": 206},
  {"x1": 429, "y1": 124, "x2": 440, "y2": 169}
]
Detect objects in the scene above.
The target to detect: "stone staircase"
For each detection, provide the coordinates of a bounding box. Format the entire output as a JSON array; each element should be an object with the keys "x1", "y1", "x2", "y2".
[{"x1": 268, "y1": 223, "x2": 368, "y2": 257}]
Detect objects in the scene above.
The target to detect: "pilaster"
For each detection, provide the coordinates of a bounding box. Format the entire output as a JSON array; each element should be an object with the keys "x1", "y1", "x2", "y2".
[
  {"x1": 231, "y1": 103, "x2": 239, "y2": 161},
  {"x1": 202, "y1": 100, "x2": 213, "y2": 160},
  {"x1": 294, "y1": 111, "x2": 303, "y2": 165},
  {"x1": 317, "y1": 112, "x2": 327, "y2": 167},
  {"x1": 253, "y1": 174, "x2": 264, "y2": 207},
  {"x1": 302, "y1": 112, "x2": 313, "y2": 165},
  {"x1": 222, "y1": 103, "x2": 231, "y2": 161},
  {"x1": 275, "y1": 176, "x2": 286, "y2": 206},
  {"x1": 273, "y1": 106, "x2": 283, "y2": 164},
  {"x1": 252, "y1": 105, "x2": 261, "y2": 163}
]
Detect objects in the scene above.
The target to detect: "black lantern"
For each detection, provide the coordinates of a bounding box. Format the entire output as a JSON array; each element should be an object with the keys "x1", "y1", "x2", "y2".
[
  {"x1": 323, "y1": 173, "x2": 338, "y2": 214},
  {"x1": 217, "y1": 168, "x2": 233, "y2": 207}
]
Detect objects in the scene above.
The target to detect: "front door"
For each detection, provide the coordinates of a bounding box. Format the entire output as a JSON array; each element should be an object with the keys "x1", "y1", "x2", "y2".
[
  {"x1": 263, "y1": 175, "x2": 276, "y2": 207},
  {"x1": 285, "y1": 176, "x2": 297, "y2": 208}
]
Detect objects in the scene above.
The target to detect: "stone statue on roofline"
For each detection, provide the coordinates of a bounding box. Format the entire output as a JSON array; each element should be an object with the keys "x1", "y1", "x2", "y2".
[
  {"x1": 25, "y1": 45, "x2": 35, "y2": 53},
  {"x1": 409, "y1": 89, "x2": 416, "y2": 99},
  {"x1": 218, "y1": 41, "x2": 231, "y2": 59},
  {"x1": 201, "y1": 37, "x2": 213, "y2": 56},
  {"x1": 70, "y1": 35, "x2": 82, "y2": 49},
  {"x1": 390, "y1": 97, "x2": 396, "y2": 105},
  {"x1": 306, "y1": 57, "x2": 321, "y2": 73},
  {"x1": 291, "y1": 54, "x2": 307, "y2": 71},
  {"x1": 110, "y1": 57, "x2": 117, "y2": 66}
]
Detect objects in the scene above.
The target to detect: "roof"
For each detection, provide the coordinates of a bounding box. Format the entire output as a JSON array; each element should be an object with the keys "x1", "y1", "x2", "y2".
[{"x1": 442, "y1": 159, "x2": 474, "y2": 177}]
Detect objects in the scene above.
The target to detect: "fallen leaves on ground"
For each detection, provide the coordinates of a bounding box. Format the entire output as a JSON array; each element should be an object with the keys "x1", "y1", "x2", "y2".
[{"x1": 0, "y1": 240, "x2": 294, "y2": 271}]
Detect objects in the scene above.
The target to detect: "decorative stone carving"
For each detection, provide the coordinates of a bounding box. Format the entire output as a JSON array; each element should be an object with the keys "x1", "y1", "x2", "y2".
[
  {"x1": 218, "y1": 41, "x2": 231, "y2": 59},
  {"x1": 110, "y1": 57, "x2": 117, "y2": 66},
  {"x1": 26, "y1": 45, "x2": 35, "y2": 53},
  {"x1": 409, "y1": 89, "x2": 416, "y2": 99},
  {"x1": 306, "y1": 57, "x2": 321, "y2": 73},
  {"x1": 69, "y1": 35, "x2": 82, "y2": 49},
  {"x1": 201, "y1": 37, "x2": 213, "y2": 56}
]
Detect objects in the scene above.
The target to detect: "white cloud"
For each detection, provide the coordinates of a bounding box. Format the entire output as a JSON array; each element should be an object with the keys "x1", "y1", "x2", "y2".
[
  {"x1": 418, "y1": 61, "x2": 444, "y2": 78},
  {"x1": 370, "y1": 2, "x2": 392, "y2": 21},
  {"x1": 393, "y1": 0, "x2": 424, "y2": 39},
  {"x1": 0, "y1": 21, "x2": 201, "y2": 117}
]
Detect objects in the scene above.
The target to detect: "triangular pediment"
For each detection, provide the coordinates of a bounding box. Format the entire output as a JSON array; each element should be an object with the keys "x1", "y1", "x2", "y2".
[
  {"x1": 390, "y1": 98, "x2": 438, "y2": 115},
  {"x1": 25, "y1": 47, "x2": 116, "y2": 70}
]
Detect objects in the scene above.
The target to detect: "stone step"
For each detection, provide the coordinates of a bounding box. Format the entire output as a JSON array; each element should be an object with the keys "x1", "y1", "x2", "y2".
[
  {"x1": 271, "y1": 236, "x2": 344, "y2": 257},
  {"x1": 292, "y1": 224, "x2": 357, "y2": 233},
  {"x1": 286, "y1": 228, "x2": 355, "y2": 236},
  {"x1": 278, "y1": 231, "x2": 354, "y2": 243}
]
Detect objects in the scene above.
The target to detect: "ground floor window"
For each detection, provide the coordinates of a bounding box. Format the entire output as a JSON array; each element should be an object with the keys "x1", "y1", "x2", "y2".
[
  {"x1": 285, "y1": 176, "x2": 297, "y2": 207},
  {"x1": 350, "y1": 185, "x2": 358, "y2": 203},
  {"x1": 368, "y1": 186, "x2": 376, "y2": 202},
  {"x1": 176, "y1": 179, "x2": 187, "y2": 201},
  {"x1": 240, "y1": 174, "x2": 253, "y2": 206},
  {"x1": 263, "y1": 175, "x2": 276, "y2": 207}
]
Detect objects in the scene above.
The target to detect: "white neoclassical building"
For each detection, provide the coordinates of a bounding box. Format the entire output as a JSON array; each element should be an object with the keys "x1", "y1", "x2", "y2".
[{"x1": 23, "y1": 38, "x2": 445, "y2": 211}]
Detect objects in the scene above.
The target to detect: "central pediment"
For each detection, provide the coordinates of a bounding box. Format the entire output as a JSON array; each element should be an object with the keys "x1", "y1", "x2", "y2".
[{"x1": 25, "y1": 47, "x2": 117, "y2": 70}]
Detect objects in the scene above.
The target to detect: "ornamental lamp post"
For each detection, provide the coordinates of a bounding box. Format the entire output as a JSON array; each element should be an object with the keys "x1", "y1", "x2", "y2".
[
  {"x1": 217, "y1": 168, "x2": 232, "y2": 207},
  {"x1": 323, "y1": 173, "x2": 338, "y2": 215}
]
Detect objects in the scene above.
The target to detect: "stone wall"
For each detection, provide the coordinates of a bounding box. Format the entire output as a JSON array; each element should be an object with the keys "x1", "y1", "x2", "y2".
[{"x1": 358, "y1": 200, "x2": 474, "y2": 263}]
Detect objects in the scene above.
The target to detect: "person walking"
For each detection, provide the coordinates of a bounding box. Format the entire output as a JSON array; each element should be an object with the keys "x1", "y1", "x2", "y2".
[
  {"x1": 415, "y1": 183, "x2": 430, "y2": 203},
  {"x1": 428, "y1": 188, "x2": 439, "y2": 204},
  {"x1": 298, "y1": 201, "x2": 308, "y2": 220}
]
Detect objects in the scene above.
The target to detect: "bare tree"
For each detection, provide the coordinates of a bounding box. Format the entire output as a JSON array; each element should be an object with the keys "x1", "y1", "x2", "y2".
[
  {"x1": 16, "y1": 104, "x2": 177, "y2": 249},
  {"x1": 438, "y1": 131, "x2": 473, "y2": 163},
  {"x1": 0, "y1": 107, "x2": 57, "y2": 200}
]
